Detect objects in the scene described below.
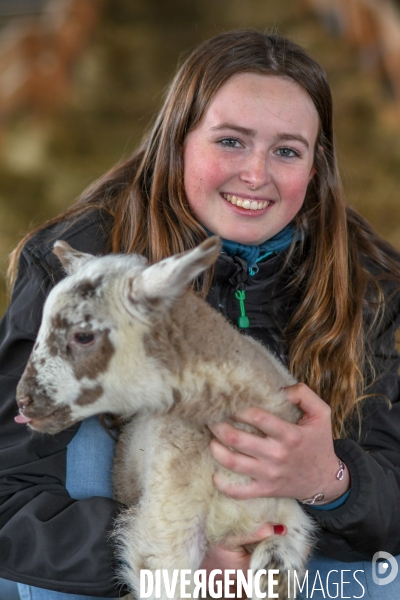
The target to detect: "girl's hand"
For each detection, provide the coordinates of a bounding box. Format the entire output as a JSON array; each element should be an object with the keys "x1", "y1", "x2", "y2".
[
  {"x1": 208, "y1": 383, "x2": 350, "y2": 503},
  {"x1": 201, "y1": 523, "x2": 286, "y2": 599}
]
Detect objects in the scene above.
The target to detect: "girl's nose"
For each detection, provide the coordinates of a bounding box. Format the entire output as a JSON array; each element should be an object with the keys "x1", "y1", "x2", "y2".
[{"x1": 239, "y1": 152, "x2": 272, "y2": 189}]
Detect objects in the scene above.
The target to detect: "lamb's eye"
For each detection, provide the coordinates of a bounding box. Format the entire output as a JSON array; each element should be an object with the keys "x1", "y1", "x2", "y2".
[{"x1": 73, "y1": 332, "x2": 95, "y2": 345}]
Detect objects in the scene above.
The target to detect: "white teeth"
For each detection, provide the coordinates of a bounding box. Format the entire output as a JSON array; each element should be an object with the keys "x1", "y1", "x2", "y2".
[{"x1": 223, "y1": 194, "x2": 270, "y2": 211}]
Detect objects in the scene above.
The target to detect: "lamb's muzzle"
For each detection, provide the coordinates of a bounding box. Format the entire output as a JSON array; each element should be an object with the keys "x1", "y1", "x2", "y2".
[
  {"x1": 15, "y1": 396, "x2": 33, "y2": 424},
  {"x1": 17, "y1": 396, "x2": 32, "y2": 410}
]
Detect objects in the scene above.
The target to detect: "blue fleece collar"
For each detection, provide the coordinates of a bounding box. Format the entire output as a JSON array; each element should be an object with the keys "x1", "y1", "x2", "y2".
[{"x1": 217, "y1": 225, "x2": 297, "y2": 275}]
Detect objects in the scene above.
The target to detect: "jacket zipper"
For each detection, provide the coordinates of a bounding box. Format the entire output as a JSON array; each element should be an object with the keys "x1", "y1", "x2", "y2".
[{"x1": 218, "y1": 255, "x2": 251, "y2": 329}]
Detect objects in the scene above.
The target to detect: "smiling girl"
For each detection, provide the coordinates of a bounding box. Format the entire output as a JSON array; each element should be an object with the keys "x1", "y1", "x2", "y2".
[
  {"x1": 1, "y1": 29, "x2": 400, "y2": 600},
  {"x1": 183, "y1": 73, "x2": 318, "y2": 245}
]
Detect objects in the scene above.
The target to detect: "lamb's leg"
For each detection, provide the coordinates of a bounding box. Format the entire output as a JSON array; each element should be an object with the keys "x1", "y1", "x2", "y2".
[
  {"x1": 249, "y1": 505, "x2": 313, "y2": 600},
  {"x1": 249, "y1": 536, "x2": 299, "y2": 599},
  {"x1": 114, "y1": 503, "x2": 208, "y2": 600}
]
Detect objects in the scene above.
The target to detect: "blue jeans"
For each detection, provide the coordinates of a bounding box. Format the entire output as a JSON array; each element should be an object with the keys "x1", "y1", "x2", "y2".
[
  {"x1": 0, "y1": 577, "x2": 21, "y2": 600},
  {"x1": 16, "y1": 416, "x2": 116, "y2": 600}
]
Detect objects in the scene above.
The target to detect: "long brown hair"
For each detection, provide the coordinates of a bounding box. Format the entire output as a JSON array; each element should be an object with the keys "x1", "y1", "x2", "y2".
[{"x1": 9, "y1": 29, "x2": 400, "y2": 437}]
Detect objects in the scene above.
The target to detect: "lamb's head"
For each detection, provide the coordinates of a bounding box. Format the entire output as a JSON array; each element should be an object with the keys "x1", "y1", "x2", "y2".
[{"x1": 15, "y1": 236, "x2": 221, "y2": 434}]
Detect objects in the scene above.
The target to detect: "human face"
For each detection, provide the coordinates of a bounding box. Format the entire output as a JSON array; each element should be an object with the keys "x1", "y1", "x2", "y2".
[{"x1": 183, "y1": 73, "x2": 319, "y2": 245}]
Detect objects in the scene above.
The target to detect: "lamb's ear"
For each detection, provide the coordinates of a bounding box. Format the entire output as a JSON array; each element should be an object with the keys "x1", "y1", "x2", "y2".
[
  {"x1": 53, "y1": 241, "x2": 96, "y2": 276},
  {"x1": 141, "y1": 236, "x2": 221, "y2": 299}
]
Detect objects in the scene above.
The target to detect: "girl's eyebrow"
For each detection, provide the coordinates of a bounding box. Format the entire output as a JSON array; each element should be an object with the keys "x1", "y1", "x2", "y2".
[
  {"x1": 210, "y1": 124, "x2": 310, "y2": 149},
  {"x1": 210, "y1": 123, "x2": 256, "y2": 136},
  {"x1": 275, "y1": 132, "x2": 310, "y2": 149}
]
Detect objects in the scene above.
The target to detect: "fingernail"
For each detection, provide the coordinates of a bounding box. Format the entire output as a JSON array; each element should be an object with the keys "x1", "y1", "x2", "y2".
[{"x1": 274, "y1": 524, "x2": 285, "y2": 535}]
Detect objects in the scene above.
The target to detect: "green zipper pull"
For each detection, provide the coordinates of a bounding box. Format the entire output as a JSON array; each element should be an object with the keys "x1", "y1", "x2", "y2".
[{"x1": 235, "y1": 289, "x2": 250, "y2": 329}]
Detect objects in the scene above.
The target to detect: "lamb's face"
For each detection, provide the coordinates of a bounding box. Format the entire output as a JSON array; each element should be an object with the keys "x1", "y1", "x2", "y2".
[
  {"x1": 15, "y1": 237, "x2": 221, "y2": 435},
  {"x1": 16, "y1": 256, "x2": 147, "y2": 434}
]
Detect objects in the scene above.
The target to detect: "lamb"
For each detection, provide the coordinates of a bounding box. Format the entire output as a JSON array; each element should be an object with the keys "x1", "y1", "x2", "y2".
[{"x1": 15, "y1": 236, "x2": 314, "y2": 599}]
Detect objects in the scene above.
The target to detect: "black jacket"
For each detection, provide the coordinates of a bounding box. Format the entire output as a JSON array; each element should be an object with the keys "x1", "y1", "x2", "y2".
[{"x1": 1, "y1": 210, "x2": 400, "y2": 597}]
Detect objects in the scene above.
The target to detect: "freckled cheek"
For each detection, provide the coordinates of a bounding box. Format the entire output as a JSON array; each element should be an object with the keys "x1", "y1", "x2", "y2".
[
  {"x1": 200, "y1": 156, "x2": 232, "y2": 188},
  {"x1": 280, "y1": 174, "x2": 312, "y2": 212},
  {"x1": 185, "y1": 161, "x2": 230, "y2": 204}
]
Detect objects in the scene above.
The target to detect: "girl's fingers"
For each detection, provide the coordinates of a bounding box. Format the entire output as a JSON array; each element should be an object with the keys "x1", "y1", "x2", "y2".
[
  {"x1": 284, "y1": 383, "x2": 331, "y2": 420},
  {"x1": 209, "y1": 438, "x2": 258, "y2": 476},
  {"x1": 229, "y1": 383, "x2": 331, "y2": 436},
  {"x1": 228, "y1": 407, "x2": 293, "y2": 440},
  {"x1": 209, "y1": 421, "x2": 268, "y2": 458},
  {"x1": 221, "y1": 522, "x2": 286, "y2": 551},
  {"x1": 208, "y1": 383, "x2": 337, "y2": 501}
]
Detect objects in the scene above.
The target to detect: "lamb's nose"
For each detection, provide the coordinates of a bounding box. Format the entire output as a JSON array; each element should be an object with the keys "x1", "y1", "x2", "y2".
[{"x1": 17, "y1": 396, "x2": 33, "y2": 410}]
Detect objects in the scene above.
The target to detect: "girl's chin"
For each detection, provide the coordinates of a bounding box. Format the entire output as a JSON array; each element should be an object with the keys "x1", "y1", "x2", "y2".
[
  {"x1": 202, "y1": 210, "x2": 281, "y2": 245},
  {"x1": 209, "y1": 228, "x2": 277, "y2": 246}
]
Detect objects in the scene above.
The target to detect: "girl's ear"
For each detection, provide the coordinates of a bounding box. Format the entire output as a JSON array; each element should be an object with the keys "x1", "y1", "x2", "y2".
[{"x1": 53, "y1": 241, "x2": 96, "y2": 276}]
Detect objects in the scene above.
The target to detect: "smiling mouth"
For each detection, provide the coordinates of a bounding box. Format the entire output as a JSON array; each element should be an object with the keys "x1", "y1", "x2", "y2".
[{"x1": 222, "y1": 193, "x2": 271, "y2": 211}]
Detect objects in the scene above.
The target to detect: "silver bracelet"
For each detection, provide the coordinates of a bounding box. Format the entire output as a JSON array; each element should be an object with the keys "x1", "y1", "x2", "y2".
[
  {"x1": 299, "y1": 459, "x2": 346, "y2": 505},
  {"x1": 300, "y1": 492, "x2": 325, "y2": 505},
  {"x1": 336, "y1": 459, "x2": 345, "y2": 481}
]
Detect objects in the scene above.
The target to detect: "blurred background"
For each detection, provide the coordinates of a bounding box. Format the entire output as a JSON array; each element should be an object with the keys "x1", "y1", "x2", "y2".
[{"x1": 1, "y1": 0, "x2": 400, "y2": 315}]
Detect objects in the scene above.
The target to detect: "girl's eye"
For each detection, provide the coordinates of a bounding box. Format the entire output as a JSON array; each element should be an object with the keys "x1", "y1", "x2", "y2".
[
  {"x1": 218, "y1": 138, "x2": 242, "y2": 148},
  {"x1": 73, "y1": 332, "x2": 95, "y2": 345},
  {"x1": 276, "y1": 147, "x2": 300, "y2": 159}
]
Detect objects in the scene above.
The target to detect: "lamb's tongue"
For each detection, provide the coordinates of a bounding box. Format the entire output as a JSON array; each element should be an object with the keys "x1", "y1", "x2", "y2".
[{"x1": 14, "y1": 414, "x2": 32, "y2": 424}]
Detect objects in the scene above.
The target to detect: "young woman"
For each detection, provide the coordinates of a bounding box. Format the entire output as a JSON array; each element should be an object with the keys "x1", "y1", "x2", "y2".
[{"x1": 1, "y1": 29, "x2": 400, "y2": 600}]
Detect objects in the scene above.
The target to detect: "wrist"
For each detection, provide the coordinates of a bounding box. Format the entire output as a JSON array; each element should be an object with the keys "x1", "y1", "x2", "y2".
[
  {"x1": 311, "y1": 489, "x2": 351, "y2": 511},
  {"x1": 299, "y1": 458, "x2": 350, "y2": 506}
]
